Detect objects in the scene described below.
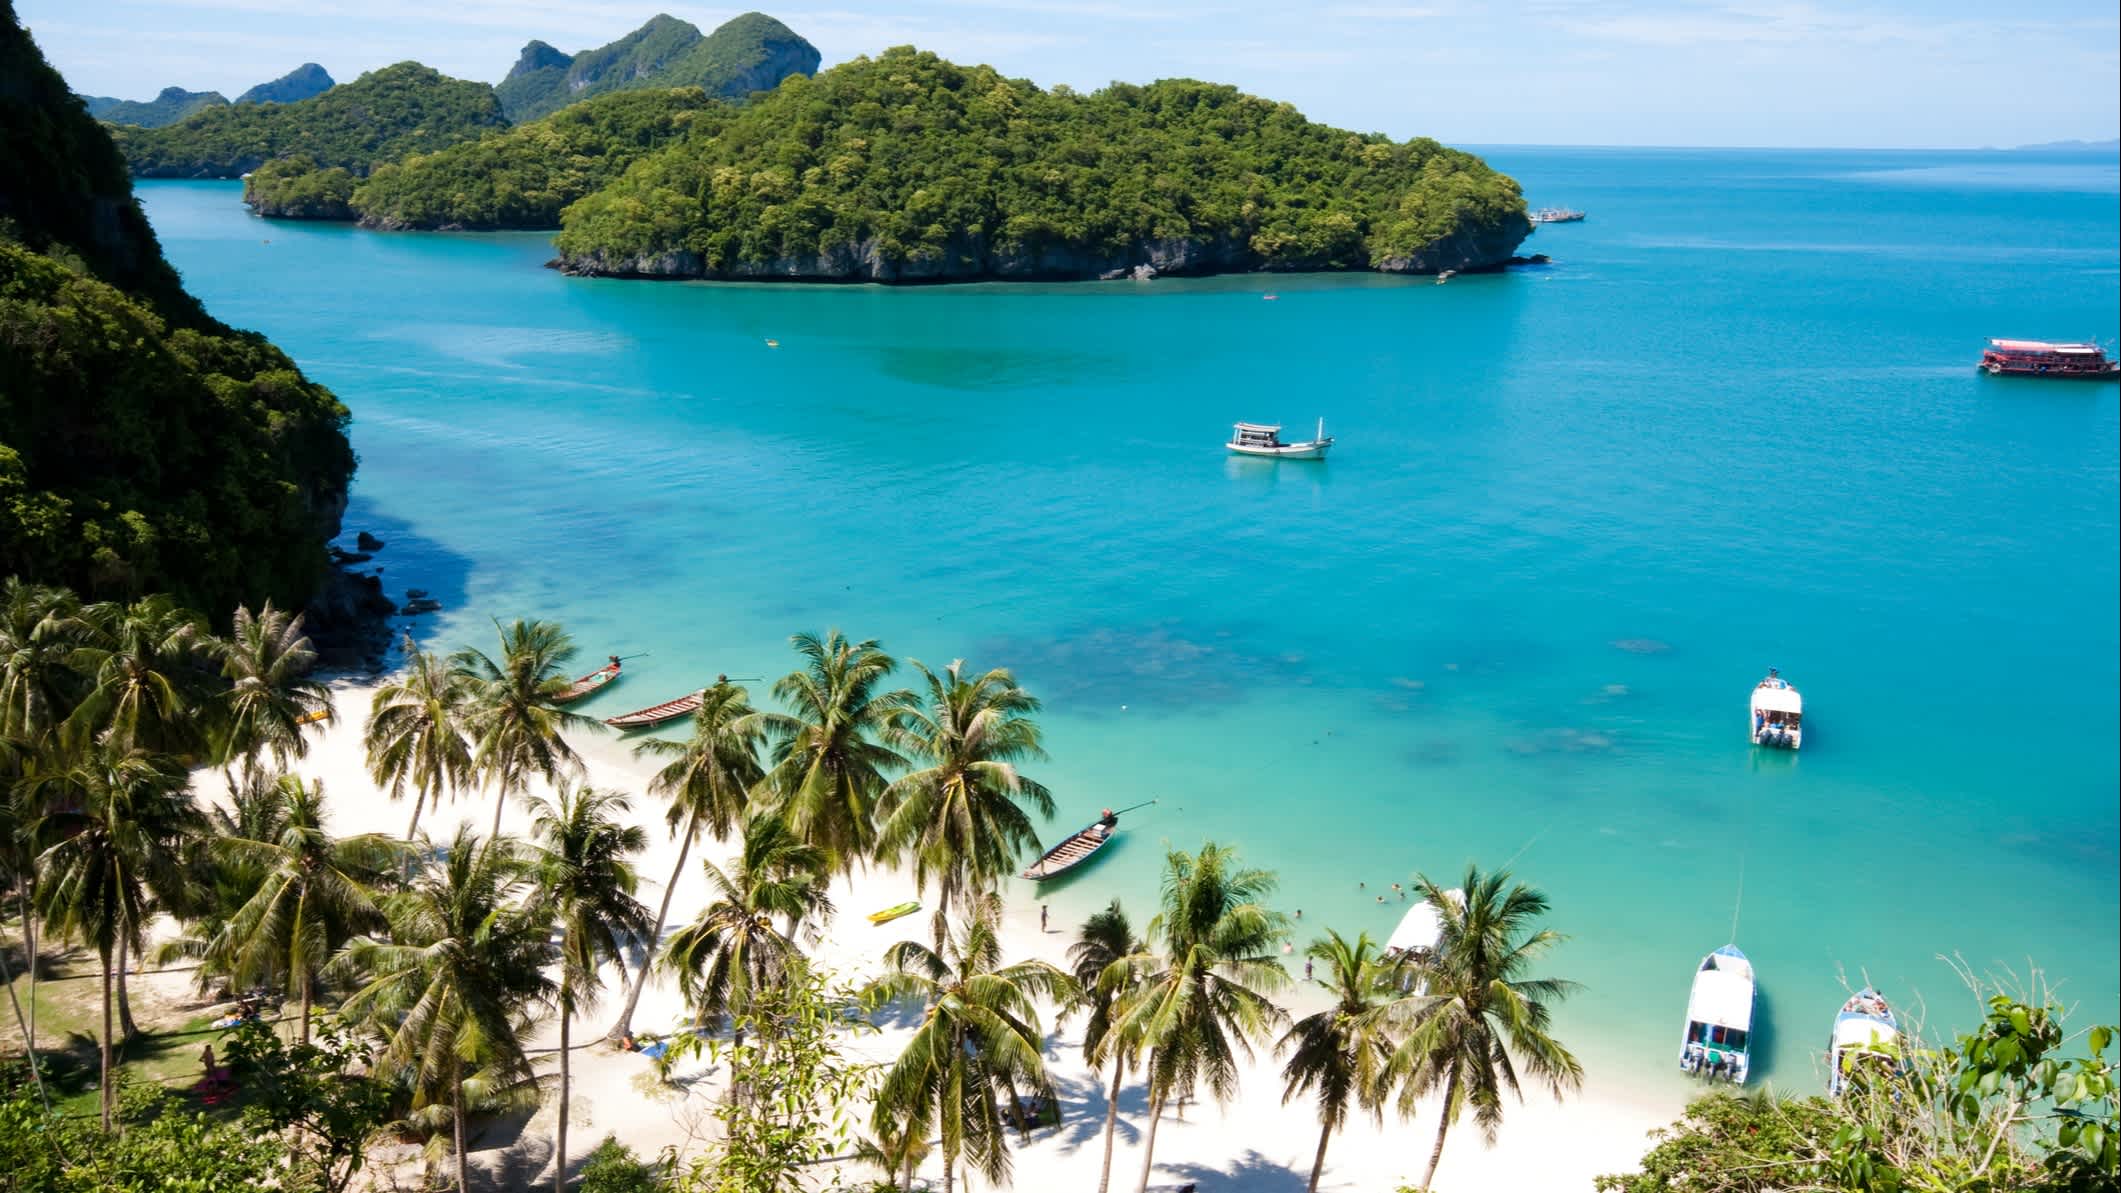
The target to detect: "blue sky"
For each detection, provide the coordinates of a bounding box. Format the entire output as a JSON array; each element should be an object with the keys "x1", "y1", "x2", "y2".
[{"x1": 21, "y1": 0, "x2": 2120, "y2": 148}]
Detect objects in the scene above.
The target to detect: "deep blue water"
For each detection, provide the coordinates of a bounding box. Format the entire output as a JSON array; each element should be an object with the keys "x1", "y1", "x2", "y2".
[{"x1": 138, "y1": 145, "x2": 2119, "y2": 1099}]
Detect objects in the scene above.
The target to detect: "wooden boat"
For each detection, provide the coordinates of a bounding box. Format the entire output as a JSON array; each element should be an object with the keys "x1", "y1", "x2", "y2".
[
  {"x1": 556, "y1": 656, "x2": 623, "y2": 704},
  {"x1": 1022, "y1": 812, "x2": 1121, "y2": 880},
  {"x1": 296, "y1": 708, "x2": 331, "y2": 726},
  {"x1": 1979, "y1": 338, "x2": 2120, "y2": 378},
  {"x1": 1227, "y1": 419, "x2": 1333, "y2": 460},
  {"x1": 1678, "y1": 945, "x2": 1755, "y2": 1085},
  {"x1": 868, "y1": 900, "x2": 920, "y2": 925},
  {"x1": 604, "y1": 689, "x2": 703, "y2": 730},
  {"x1": 1750, "y1": 668, "x2": 1803, "y2": 750}
]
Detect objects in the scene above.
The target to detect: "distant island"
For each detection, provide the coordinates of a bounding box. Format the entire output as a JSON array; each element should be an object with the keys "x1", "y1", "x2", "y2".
[
  {"x1": 81, "y1": 63, "x2": 334, "y2": 127},
  {"x1": 2009, "y1": 137, "x2": 2121, "y2": 152},
  {"x1": 234, "y1": 62, "x2": 335, "y2": 105},
  {"x1": 495, "y1": 11, "x2": 817, "y2": 122}
]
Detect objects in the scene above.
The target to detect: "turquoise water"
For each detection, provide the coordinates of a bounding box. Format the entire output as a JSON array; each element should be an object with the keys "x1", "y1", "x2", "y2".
[{"x1": 138, "y1": 146, "x2": 2119, "y2": 1099}]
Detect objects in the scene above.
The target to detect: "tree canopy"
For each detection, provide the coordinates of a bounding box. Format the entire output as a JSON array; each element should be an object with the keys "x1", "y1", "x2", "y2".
[{"x1": 494, "y1": 12, "x2": 819, "y2": 123}]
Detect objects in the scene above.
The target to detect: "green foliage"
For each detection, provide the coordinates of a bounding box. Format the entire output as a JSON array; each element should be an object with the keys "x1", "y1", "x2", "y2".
[
  {"x1": 243, "y1": 154, "x2": 356, "y2": 219},
  {"x1": 84, "y1": 87, "x2": 228, "y2": 128},
  {"x1": 0, "y1": 1083, "x2": 284, "y2": 1191},
  {"x1": 496, "y1": 12, "x2": 818, "y2": 123},
  {"x1": 220, "y1": 1017, "x2": 394, "y2": 1193},
  {"x1": 109, "y1": 61, "x2": 506, "y2": 179},
  {"x1": 580, "y1": 1135, "x2": 666, "y2": 1193},
  {"x1": 235, "y1": 64, "x2": 334, "y2": 106},
  {"x1": 1593, "y1": 1091, "x2": 1844, "y2": 1193},
  {"x1": 552, "y1": 47, "x2": 1527, "y2": 279},
  {"x1": 351, "y1": 88, "x2": 731, "y2": 230}
]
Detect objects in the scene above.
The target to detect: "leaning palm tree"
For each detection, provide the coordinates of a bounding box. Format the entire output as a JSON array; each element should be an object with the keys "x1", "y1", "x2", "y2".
[
  {"x1": 526, "y1": 784, "x2": 649, "y2": 1193},
  {"x1": 214, "y1": 601, "x2": 332, "y2": 777},
  {"x1": 608, "y1": 679, "x2": 764, "y2": 1042},
  {"x1": 203, "y1": 775, "x2": 403, "y2": 1042},
  {"x1": 366, "y1": 638, "x2": 476, "y2": 840},
  {"x1": 1070, "y1": 900, "x2": 1147, "y2": 1193},
  {"x1": 1110, "y1": 842, "x2": 1290, "y2": 1193},
  {"x1": 453, "y1": 619, "x2": 598, "y2": 837},
  {"x1": 867, "y1": 893, "x2": 1077, "y2": 1193},
  {"x1": 1280, "y1": 929, "x2": 1402, "y2": 1193},
  {"x1": 659, "y1": 812, "x2": 832, "y2": 1043},
  {"x1": 877, "y1": 659, "x2": 1053, "y2": 926},
  {"x1": 1388, "y1": 866, "x2": 1584, "y2": 1190},
  {"x1": 27, "y1": 748, "x2": 201, "y2": 1130},
  {"x1": 756, "y1": 630, "x2": 912, "y2": 875},
  {"x1": 337, "y1": 827, "x2": 556, "y2": 1193},
  {"x1": 63, "y1": 594, "x2": 212, "y2": 756}
]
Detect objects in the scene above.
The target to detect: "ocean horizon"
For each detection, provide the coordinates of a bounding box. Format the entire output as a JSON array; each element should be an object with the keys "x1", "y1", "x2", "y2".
[{"x1": 137, "y1": 141, "x2": 2119, "y2": 1107}]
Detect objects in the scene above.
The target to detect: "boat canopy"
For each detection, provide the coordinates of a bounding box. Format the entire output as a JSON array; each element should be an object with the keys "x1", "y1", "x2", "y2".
[
  {"x1": 1833, "y1": 1013, "x2": 1899, "y2": 1052},
  {"x1": 1990, "y1": 339, "x2": 2103, "y2": 354},
  {"x1": 1687, "y1": 968, "x2": 1754, "y2": 1030},
  {"x1": 1233, "y1": 422, "x2": 1281, "y2": 433},
  {"x1": 1752, "y1": 686, "x2": 1803, "y2": 714},
  {"x1": 1386, "y1": 903, "x2": 1443, "y2": 955}
]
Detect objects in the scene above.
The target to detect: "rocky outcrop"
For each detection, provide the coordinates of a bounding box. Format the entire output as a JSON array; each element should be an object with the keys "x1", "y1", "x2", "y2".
[{"x1": 554, "y1": 223, "x2": 1530, "y2": 283}]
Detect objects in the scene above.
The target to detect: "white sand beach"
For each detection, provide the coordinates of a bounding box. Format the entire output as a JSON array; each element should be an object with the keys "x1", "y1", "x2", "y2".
[{"x1": 204, "y1": 677, "x2": 1681, "y2": 1192}]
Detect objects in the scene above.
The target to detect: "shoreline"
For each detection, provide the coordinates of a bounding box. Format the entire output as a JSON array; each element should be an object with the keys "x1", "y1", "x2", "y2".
[{"x1": 257, "y1": 676, "x2": 1685, "y2": 1190}]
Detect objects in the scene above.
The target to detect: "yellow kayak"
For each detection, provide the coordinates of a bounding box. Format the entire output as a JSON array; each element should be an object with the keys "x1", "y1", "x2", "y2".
[{"x1": 867, "y1": 901, "x2": 920, "y2": 925}]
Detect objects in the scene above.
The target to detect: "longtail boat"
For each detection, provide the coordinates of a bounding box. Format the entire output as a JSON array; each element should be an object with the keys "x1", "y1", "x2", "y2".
[
  {"x1": 604, "y1": 689, "x2": 703, "y2": 731},
  {"x1": 556, "y1": 656, "x2": 623, "y2": 704},
  {"x1": 1021, "y1": 799, "x2": 1154, "y2": 881}
]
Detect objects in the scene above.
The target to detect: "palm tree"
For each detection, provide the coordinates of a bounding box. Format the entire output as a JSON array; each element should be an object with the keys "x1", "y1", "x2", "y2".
[
  {"x1": 526, "y1": 784, "x2": 649, "y2": 1193},
  {"x1": 63, "y1": 595, "x2": 212, "y2": 756},
  {"x1": 1280, "y1": 929, "x2": 1401, "y2": 1193},
  {"x1": 756, "y1": 630, "x2": 912, "y2": 874},
  {"x1": 366, "y1": 639, "x2": 476, "y2": 840},
  {"x1": 1111, "y1": 842, "x2": 1290, "y2": 1193},
  {"x1": 867, "y1": 893, "x2": 1076, "y2": 1193},
  {"x1": 877, "y1": 659, "x2": 1053, "y2": 926},
  {"x1": 659, "y1": 813, "x2": 832, "y2": 1043},
  {"x1": 452, "y1": 619, "x2": 598, "y2": 837},
  {"x1": 26, "y1": 748, "x2": 201, "y2": 1130},
  {"x1": 203, "y1": 774, "x2": 403, "y2": 1042},
  {"x1": 1069, "y1": 900, "x2": 1146, "y2": 1193},
  {"x1": 0, "y1": 578, "x2": 87, "y2": 742},
  {"x1": 214, "y1": 601, "x2": 332, "y2": 776},
  {"x1": 337, "y1": 827, "x2": 556, "y2": 1193},
  {"x1": 608, "y1": 679, "x2": 763, "y2": 1042},
  {"x1": 1389, "y1": 866, "x2": 1584, "y2": 1190}
]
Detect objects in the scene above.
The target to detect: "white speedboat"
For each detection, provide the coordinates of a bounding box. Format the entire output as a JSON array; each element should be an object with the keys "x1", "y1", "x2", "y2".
[
  {"x1": 1750, "y1": 669, "x2": 1803, "y2": 749},
  {"x1": 1828, "y1": 988, "x2": 1900, "y2": 1096},
  {"x1": 1228, "y1": 419, "x2": 1333, "y2": 460},
  {"x1": 1383, "y1": 887, "x2": 1464, "y2": 993},
  {"x1": 1677, "y1": 945, "x2": 1755, "y2": 1084}
]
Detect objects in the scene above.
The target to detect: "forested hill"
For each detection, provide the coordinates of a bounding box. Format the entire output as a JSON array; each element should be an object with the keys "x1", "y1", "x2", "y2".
[
  {"x1": 551, "y1": 48, "x2": 1531, "y2": 282},
  {"x1": 109, "y1": 61, "x2": 506, "y2": 178},
  {"x1": 494, "y1": 11, "x2": 819, "y2": 122},
  {"x1": 236, "y1": 62, "x2": 334, "y2": 105},
  {"x1": 0, "y1": 0, "x2": 355, "y2": 611},
  {"x1": 83, "y1": 85, "x2": 226, "y2": 127}
]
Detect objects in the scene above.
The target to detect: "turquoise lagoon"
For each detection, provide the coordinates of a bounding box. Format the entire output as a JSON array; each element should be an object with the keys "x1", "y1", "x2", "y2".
[{"x1": 138, "y1": 146, "x2": 2120, "y2": 1101}]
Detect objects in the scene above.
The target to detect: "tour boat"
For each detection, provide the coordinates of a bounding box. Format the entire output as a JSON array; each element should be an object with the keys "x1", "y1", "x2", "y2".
[
  {"x1": 555, "y1": 656, "x2": 623, "y2": 704},
  {"x1": 1530, "y1": 207, "x2": 1587, "y2": 223},
  {"x1": 605, "y1": 689, "x2": 703, "y2": 730},
  {"x1": 1750, "y1": 669, "x2": 1803, "y2": 750},
  {"x1": 1384, "y1": 887, "x2": 1465, "y2": 962},
  {"x1": 1828, "y1": 988, "x2": 1900, "y2": 1096},
  {"x1": 1978, "y1": 339, "x2": 2119, "y2": 379},
  {"x1": 1678, "y1": 945, "x2": 1756, "y2": 1085},
  {"x1": 1228, "y1": 419, "x2": 1334, "y2": 460}
]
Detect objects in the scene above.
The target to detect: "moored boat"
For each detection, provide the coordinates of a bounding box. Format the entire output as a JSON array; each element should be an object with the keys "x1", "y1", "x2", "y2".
[
  {"x1": 1228, "y1": 419, "x2": 1334, "y2": 460},
  {"x1": 1828, "y1": 988, "x2": 1900, "y2": 1096},
  {"x1": 1678, "y1": 945, "x2": 1756, "y2": 1084},
  {"x1": 1530, "y1": 207, "x2": 1586, "y2": 223},
  {"x1": 555, "y1": 655, "x2": 623, "y2": 704},
  {"x1": 1750, "y1": 669, "x2": 1803, "y2": 749},
  {"x1": 605, "y1": 689, "x2": 703, "y2": 730},
  {"x1": 1384, "y1": 887, "x2": 1464, "y2": 962},
  {"x1": 1979, "y1": 339, "x2": 2120, "y2": 379},
  {"x1": 1021, "y1": 807, "x2": 1122, "y2": 880},
  {"x1": 868, "y1": 900, "x2": 920, "y2": 925}
]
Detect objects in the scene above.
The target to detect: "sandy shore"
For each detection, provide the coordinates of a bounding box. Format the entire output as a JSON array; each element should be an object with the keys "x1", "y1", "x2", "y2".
[{"x1": 217, "y1": 676, "x2": 1678, "y2": 1191}]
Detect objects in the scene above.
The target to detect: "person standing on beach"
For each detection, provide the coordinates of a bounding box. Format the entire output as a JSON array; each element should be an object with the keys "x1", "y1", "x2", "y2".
[{"x1": 1041, "y1": 904, "x2": 1049, "y2": 932}]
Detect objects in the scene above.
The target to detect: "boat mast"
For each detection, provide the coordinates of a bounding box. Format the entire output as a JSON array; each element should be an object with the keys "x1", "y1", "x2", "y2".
[{"x1": 1316, "y1": 417, "x2": 1325, "y2": 442}]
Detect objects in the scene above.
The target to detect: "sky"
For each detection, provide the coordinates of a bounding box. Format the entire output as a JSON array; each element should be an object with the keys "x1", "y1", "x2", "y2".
[{"x1": 18, "y1": 0, "x2": 2121, "y2": 148}]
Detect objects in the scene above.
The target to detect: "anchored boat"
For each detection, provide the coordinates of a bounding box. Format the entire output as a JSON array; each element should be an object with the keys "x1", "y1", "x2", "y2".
[
  {"x1": 1678, "y1": 945, "x2": 1756, "y2": 1084},
  {"x1": 1979, "y1": 339, "x2": 2120, "y2": 379},
  {"x1": 1530, "y1": 207, "x2": 1586, "y2": 223},
  {"x1": 1228, "y1": 419, "x2": 1334, "y2": 460},
  {"x1": 1750, "y1": 669, "x2": 1803, "y2": 749},
  {"x1": 556, "y1": 656, "x2": 623, "y2": 704},
  {"x1": 1828, "y1": 988, "x2": 1900, "y2": 1096},
  {"x1": 605, "y1": 689, "x2": 703, "y2": 730},
  {"x1": 1022, "y1": 800, "x2": 1154, "y2": 881}
]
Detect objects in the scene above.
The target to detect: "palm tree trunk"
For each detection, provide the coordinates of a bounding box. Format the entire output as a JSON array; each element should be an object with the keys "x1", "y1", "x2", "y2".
[
  {"x1": 0, "y1": 939, "x2": 52, "y2": 1117},
  {"x1": 115, "y1": 937, "x2": 138, "y2": 1041},
  {"x1": 491, "y1": 786, "x2": 507, "y2": 839},
  {"x1": 18, "y1": 886, "x2": 36, "y2": 1058},
  {"x1": 555, "y1": 1003, "x2": 571, "y2": 1193},
  {"x1": 1420, "y1": 1069, "x2": 1461, "y2": 1191},
  {"x1": 943, "y1": 1149, "x2": 954, "y2": 1193},
  {"x1": 299, "y1": 971, "x2": 313, "y2": 1044},
  {"x1": 608, "y1": 814, "x2": 693, "y2": 1042},
  {"x1": 1308, "y1": 1117, "x2": 1334, "y2": 1193},
  {"x1": 1135, "y1": 1081, "x2": 1168, "y2": 1193},
  {"x1": 454, "y1": 1062, "x2": 471, "y2": 1193},
  {"x1": 1096, "y1": 1055, "x2": 1124, "y2": 1193},
  {"x1": 99, "y1": 945, "x2": 115, "y2": 1132},
  {"x1": 404, "y1": 787, "x2": 427, "y2": 841}
]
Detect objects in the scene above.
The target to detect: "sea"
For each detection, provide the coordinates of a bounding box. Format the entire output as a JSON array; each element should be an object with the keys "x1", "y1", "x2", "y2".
[{"x1": 136, "y1": 145, "x2": 2120, "y2": 1104}]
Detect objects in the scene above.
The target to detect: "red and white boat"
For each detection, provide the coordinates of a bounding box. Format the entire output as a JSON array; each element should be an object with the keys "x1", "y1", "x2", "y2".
[{"x1": 1979, "y1": 339, "x2": 2120, "y2": 379}]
